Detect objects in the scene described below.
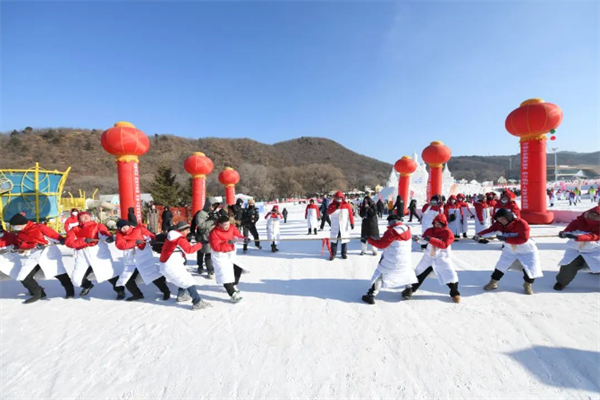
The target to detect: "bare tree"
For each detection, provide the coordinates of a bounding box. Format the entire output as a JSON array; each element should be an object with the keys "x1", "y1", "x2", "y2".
[
  {"x1": 238, "y1": 163, "x2": 274, "y2": 200},
  {"x1": 297, "y1": 164, "x2": 347, "y2": 195}
]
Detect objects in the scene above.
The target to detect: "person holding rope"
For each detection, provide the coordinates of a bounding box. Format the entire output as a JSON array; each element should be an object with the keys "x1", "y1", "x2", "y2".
[
  {"x1": 0, "y1": 224, "x2": 25, "y2": 288},
  {"x1": 210, "y1": 215, "x2": 247, "y2": 303},
  {"x1": 361, "y1": 215, "x2": 416, "y2": 304},
  {"x1": 410, "y1": 213, "x2": 460, "y2": 303},
  {"x1": 190, "y1": 197, "x2": 222, "y2": 278},
  {"x1": 66, "y1": 212, "x2": 124, "y2": 299},
  {"x1": 475, "y1": 208, "x2": 542, "y2": 295},
  {"x1": 115, "y1": 219, "x2": 170, "y2": 301},
  {"x1": 554, "y1": 206, "x2": 600, "y2": 291},
  {"x1": 328, "y1": 191, "x2": 354, "y2": 260},
  {"x1": 9, "y1": 213, "x2": 74, "y2": 303}
]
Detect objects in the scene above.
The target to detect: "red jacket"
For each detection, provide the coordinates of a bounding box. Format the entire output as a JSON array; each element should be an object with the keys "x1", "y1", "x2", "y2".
[
  {"x1": 64, "y1": 215, "x2": 79, "y2": 232},
  {"x1": 327, "y1": 200, "x2": 355, "y2": 225},
  {"x1": 457, "y1": 200, "x2": 473, "y2": 216},
  {"x1": 422, "y1": 214, "x2": 454, "y2": 249},
  {"x1": 478, "y1": 218, "x2": 530, "y2": 245},
  {"x1": 492, "y1": 200, "x2": 521, "y2": 219},
  {"x1": 422, "y1": 204, "x2": 443, "y2": 214},
  {"x1": 305, "y1": 204, "x2": 320, "y2": 219},
  {"x1": 159, "y1": 231, "x2": 202, "y2": 263},
  {"x1": 473, "y1": 202, "x2": 489, "y2": 223},
  {"x1": 564, "y1": 207, "x2": 600, "y2": 242},
  {"x1": 15, "y1": 221, "x2": 63, "y2": 250},
  {"x1": 209, "y1": 225, "x2": 244, "y2": 253},
  {"x1": 116, "y1": 226, "x2": 156, "y2": 251},
  {"x1": 368, "y1": 222, "x2": 411, "y2": 249},
  {"x1": 0, "y1": 231, "x2": 18, "y2": 248},
  {"x1": 65, "y1": 221, "x2": 111, "y2": 250},
  {"x1": 444, "y1": 197, "x2": 463, "y2": 219}
]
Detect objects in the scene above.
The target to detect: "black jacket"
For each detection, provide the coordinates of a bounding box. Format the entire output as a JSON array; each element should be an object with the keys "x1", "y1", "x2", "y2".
[
  {"x1": 376, "y1": 200, "x2": 385, "y2": 213},
  {"x1": 359, "y1": 200, "x2": 379, "y2": 238},
  {"x1": 161, "y1": 208, "x2": 173, "y2": 232},
  {"x1": 241, "y1": 206, "x2": 260, "y2": 226},
  {"x1": 393, "y1": 195, "x2": 405, "y2": 220}
]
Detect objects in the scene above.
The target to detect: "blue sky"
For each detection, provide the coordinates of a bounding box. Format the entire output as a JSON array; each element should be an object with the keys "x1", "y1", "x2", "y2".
[{"x1": 1, "y1": 1, "x2": 598, "y2": 163}]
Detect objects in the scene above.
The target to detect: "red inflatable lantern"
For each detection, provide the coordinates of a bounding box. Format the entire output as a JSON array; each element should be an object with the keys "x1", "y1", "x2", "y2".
[
  {"x1": 184, "y1": 152, "x2": 214, "y2": 215},
  {"x1": 218, "y1": 167, "x2": 240, "y2": 205},
  {"x1": 101, "y1": 121, "x2": 150, "y2": 222},
  {"x1": 506, "y1": 98, "x2": 563, "y2": 224},
  {"x1": 421, "y1": 141, "x2": 452, "y2": 200},
  {"x1": 394, "y1": 156, "x2": 417, "y2": 216}
]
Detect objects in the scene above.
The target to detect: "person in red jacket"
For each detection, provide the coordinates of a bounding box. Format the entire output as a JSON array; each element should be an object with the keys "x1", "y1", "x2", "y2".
[
  {"x1": 305, "y1": 199, "x2": 321, "y2": 235},
  {"x1": 411, "y1": 213, "x2": 460, "y2": 303},
  {"x1": 492, "y1": 190, "x2": 521, "y2": 219},
  {"x1": 209, "y1": 215, "x2": 246, "y2": 303},
  {"x1": 486, "y1": 192, "x2": 497, "y2": 209},
  {"x1": 456, "y1": 194, "x2": 474, "y2": 238},
  {"x1": 444, "y1": 195, "x2": 463, "y2": 241},
  {"x1": 66, "y1": 212, "x2": 124, "y2": 299},
  {"x1": 115, "y1": 219, "x2": 170, "y2": 301},
  {"x1": 327, "y1": 191, "x2": 355, "y2": 260},
  {"x1": 63, "y1": 208, "x2": 80, "y2": 233},
  {"x1": 554, "y1": 206, "x2": 600, "y2": 290},
  {"x1": 9, "y1": 213, "x2": 74, "y2": 303},
  {"x1": 0, "y1": 224, "x2": 21, "y2": 281},
  {"x1": 159, "y1": 221, "x2": 210, "y2": 310},
  {"x1": 475, "y1": 208, "x2": 542, "y2": 295}
]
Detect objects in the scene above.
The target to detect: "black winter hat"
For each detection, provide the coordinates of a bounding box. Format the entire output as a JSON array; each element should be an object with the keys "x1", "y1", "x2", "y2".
[
  {"x1": 494, "y1": 208, "x2": 515, "y2": 224},
  {"x1": 173, "y1": 221, "x2": 190, "y2": 231},
  {"x1": 430, "y1": 195, "x2": 440, "y2": 203},
  {"x1": 116, "y1": 219, "x2": 130, "y2": 229},
  {"x1": 9, "y1": 214, "x2": 28, "y2": 226}
]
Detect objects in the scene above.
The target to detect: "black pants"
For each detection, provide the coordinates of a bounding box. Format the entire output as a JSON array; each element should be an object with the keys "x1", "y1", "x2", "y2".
[
  {"x1": 81, "y1": 266, "x2": 123, "y2": 292},
  {"x1": 320, "y1": 214, "x2": 331, "y2": 229},
  {"x1": 411, "y1": 266, "x2": 460, "y2": 296},
  {"x1": 284, "y1": 216, "x2": 287, "y2": 223},
  {"x1": 125, "y1": 269, "x2": 170, "y2": 296},
  {"x1": 223, "y1": 265, "x2": 243, "y2": 296},
  {"x1": 243, "y1": 224, "x2": 260, "y2": 248},
  {"x1": 377, "y1": 210, "x2": 383, "y2": 218},
  {"x1": 491, "y1": 268, "x2": 535, "y2": 283},
  {"x1": 21, "y1": 265, "x2": 74, "y2": 297},
  {"x1": 197, "y1": 252, "x2": 214, "y2": 273},
  {"x1": 409, "y1": 209, "x2": 421, "y2": 222},
  {"x1": 556, "y1": 255, "x2": 588, "y2": 286}
]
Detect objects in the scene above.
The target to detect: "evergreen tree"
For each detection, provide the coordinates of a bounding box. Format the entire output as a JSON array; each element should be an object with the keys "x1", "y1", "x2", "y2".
[{"x1": 149, "y1": 165, "x2": 181, "y2": 206}]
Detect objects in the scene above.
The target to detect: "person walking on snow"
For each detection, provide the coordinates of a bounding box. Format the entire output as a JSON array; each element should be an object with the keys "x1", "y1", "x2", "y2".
[
  {"x1": 64, "y1": 208, "x2": 80, "y2": 233},
  {"x1": 408, "y1": 199, "x2": 421, "y2": 223},
  {"x1": 376, "y1": 198, "x2": 385, "y2": 218},
  {"x1": 66, "y1": 212, "x2": 125, "y2": 299},
  {"x1": 393, "y1": 195, "x2": 405, "y2": 220},
  {"x1": 411, "y1": 213, "x2": 461, "y2": 303},
  {"x1": 554, "y1": 206, "x2": 600, "y2": 290},
  {"x1": 548, "y1": 189, "x2": 555, "y2": 207},
  {"x1": 444, "y1": 195, "x2": 463, "y2": 241},
  {"x1": 282, "y1": 207, "x2": 288, "y2": 223},
  {"x1": 159, "y1": 221, "x2": 210, "y2": 310},
  {"x1": 359, "y1": 196, "x2": 379, "y2": 256},
  {"x1": 241, "y1": 199, "x2": 262, "y2": 252},
  {"x1": 265, "y1": 205, "x2": 284, "y2": 252},
  {"x1": 319, "y1": 196, "x2": 332, "y2": 231},
  {"x1": 456, "y1": 194, "x2": 474, "y2": 238},
  {"x1": 10, "y1": 213, "x2": 74, "y2": 303},
  {"x1": 361, "y1": 215, "x2": 416, "y2": 304},
  {"x1": 209, "y1": 215, "x2": 247, "y2": 303},
  {"x1": 328, "y1": 191, "x2": 355, "y2": 260},
  {"x1": 190, "y1": 197, "x2": 221, "y2": 278},
  {"x1": 305, "y1": 199, "x2": 320, "y2": 235},
  {"x1": 475, "y1": 208, "x2": 542, "y2": 295},
  {"x1": 115, "y1": 219, "x2": 170, "y2": 301}
]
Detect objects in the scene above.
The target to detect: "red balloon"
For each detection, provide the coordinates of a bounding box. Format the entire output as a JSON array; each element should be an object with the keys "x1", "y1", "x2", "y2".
[
  {"x1": 505, "y1": 99, "x2": 563, "y2": 137},
  {"x1": 394, "y1": 156, "x2": 417, "y2": 175},
  {"x1": 422, "y1": 141, "x2": 451, "y2": 166},
  {"x1": 184, "y1": 152, "x2": 214, "y2": 176},
  {"x1": 550, "y1": 136, "x2": 556, "y2": 140},
  {"x1": 101, "y1": 122, "x2": 150, "y2": 157}
]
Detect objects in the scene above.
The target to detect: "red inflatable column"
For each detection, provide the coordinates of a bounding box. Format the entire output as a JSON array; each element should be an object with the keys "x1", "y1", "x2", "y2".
[
  {"x1": 101, "y1": 122, "x2": 150, "y2": 221},
  {"x1": 184, "y1": 152, "x2": 214, "y2": 215},
  {"x1": 394, "y1": 156, "x2": 417, "y2": 215},
  {"x1": 422, "y1": 141, "x2": 452, "y2": 200},
  {"x1": 218, "y1": 167, "x2": 240, "y2": 206},
  {"x1": 506, "y1": 99, "x2": 563, "y2": 224}
]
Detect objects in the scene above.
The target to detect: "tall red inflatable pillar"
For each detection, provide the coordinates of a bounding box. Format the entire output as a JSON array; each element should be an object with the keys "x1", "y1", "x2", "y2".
[
  {"x1": 184, "y1": 152, "x2": 214, "y2": 215},
  {"x1": 421, "y1": 141, "x2": 452, "y2": 201},
  {"x1": 394, "y1": 156, "x2": 417, "y2": 215},
  {"x1": 218, "y1": 167, "x2": 240, "y2": 206},
  {"x1": 101, "y1": 122, "x2": 150, "y2": 222},
  {"x1": 506, "y1": 98, "x2": 563, "y2": 224}
]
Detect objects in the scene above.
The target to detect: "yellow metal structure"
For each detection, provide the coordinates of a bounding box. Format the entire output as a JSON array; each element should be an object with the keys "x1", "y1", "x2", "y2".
[{"x1": 61, "y1": 189, "x2": 98, "y2": 212}]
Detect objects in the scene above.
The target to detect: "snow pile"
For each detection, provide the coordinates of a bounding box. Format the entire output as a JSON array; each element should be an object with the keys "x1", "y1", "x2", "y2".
[{"x1": 1, "y1": 204, "x2": 599, "y2": 398}]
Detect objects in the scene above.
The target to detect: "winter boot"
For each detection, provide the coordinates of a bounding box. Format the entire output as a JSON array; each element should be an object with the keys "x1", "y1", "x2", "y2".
[
  {"x1": 177, "y1": 291, "x2": 192, "y2": 302},
  {"x1": 308, "y1": 229, "x2": 311, "y2": 235},
  {"x1": 230, "y1": 292, "x2": 243, "y2": 303},
  {"x1": 523, "y1": 282, "x2": 534, "y2": 295},
  {"x1": 116, "y1": 288, "x2": 126, "y2": 300},
  {"x1": 126, "y1": 294, "x2": 144, "y2": 301},
  {"x1": 80, "y1": 284, "x2": 94, "y2": 297},
  {"x1": 192, "y1": 299, "x2": 212, "y2": 311},
  {"x1": 361, "y1": 293, "x2": 375, "y2": 304},
  {"x1": 463, "y1": 233, "x2": 467, "y2": 239},
  {"x1": 243, "y1": 244, "x2": 248, "y2": 253},
  {"x1": 401, "y1": 287, "x2": 413, "y2": 300},
  {"x1": 329, "y1": 243, "x2": 337, "y2": 261},
  {"x1": 197, "y1": 266, "x2": 205, "y2": 275},
  {"x1": 360, "y1": 242, "x2": 367, "y2": 255},
  {"x1": 271, "y1": 243, "x2": 277, "y2": 253},
  {"x1": 553, "y1": 282, "x2": 565, "y2": 291},
  {"x1": 341, "y1": 243, "x2": 348, "y2": 259},
  {"x1": 452, "y1": 295, "x2": 461, "y2": 303},
  {"x1": 162, "y1": 290, "x2": 171, "y2": 301},
  {"x1": 313, "y1": 228, "x2": 317, "y2": 235},
  {"x1": 23, "y1": 287, "x2": 43, "y2": 304},
  {"x1": 483, "y1": 279, "x2": 498, "y2": 291}
]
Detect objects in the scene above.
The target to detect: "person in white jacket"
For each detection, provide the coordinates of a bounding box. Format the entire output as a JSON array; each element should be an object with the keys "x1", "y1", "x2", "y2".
[
  {"x1": 305, "y1": 199, "x2": 320, "y2": 235},
  {"x1": 361, "y1": 215, "x2": 416, "y2": 304},
  {"x1": 328, "y1": 191, "x2": 355, "y2": 260},
  {"x1": 265, "y1": 205, "x2": 284, "y2": 253}
]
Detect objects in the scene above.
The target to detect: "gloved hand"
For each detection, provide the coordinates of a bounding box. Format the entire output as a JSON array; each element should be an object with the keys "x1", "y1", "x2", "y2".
[
  {"x1": 84, "y1": 238, "x2": 95, "y2": 244},
  {"x1": 59, "y1": 237, "x2": 66, "y2": 245},
  {"x1": 105, "y1": 236, "x2": 115, "y2": 244},
  {"x1": 497, "y1": 235, "x2": 507, "y2": 242},
  {"x1": 558, "y1": 231, "x2": 567, "y2": 239},
  {"x1": 35, "y1": 243, "x2": 45, "y2": 250},
  {"x1": 565, "y1": 233, "x2": 578, "y2": 239},
  {"x1": 135, "y1": 240, "x2": 145, "y2": 245},
  {"x1": 186, "y1": 233, "x2": 193, "y2": 241},
  {"x1": 227, "y1": 239, "x2": 236, "y2": 245},
  {"x1": 422, "y1": 236, "x2": 431, "y2": 242},
  {"x1": 350, "y1": 224, "x2": 354, "y2": 230}
]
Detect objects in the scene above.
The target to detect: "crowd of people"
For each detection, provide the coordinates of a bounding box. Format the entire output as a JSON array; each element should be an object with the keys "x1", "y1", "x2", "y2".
[{"x1": 0, "y1": 189, "x2": 598, "y2": 310}]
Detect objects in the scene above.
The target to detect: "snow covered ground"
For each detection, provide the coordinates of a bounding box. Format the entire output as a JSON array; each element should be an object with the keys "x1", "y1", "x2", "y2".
[{"x1": 1, "y1": 203, "x2": 599, "y2": 399}]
